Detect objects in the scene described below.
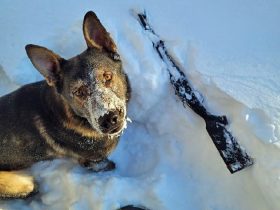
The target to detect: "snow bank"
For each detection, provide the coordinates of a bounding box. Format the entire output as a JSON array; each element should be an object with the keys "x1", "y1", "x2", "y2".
[{"x1": 0, "y1": 0, "x2": 279, "y2": 210}]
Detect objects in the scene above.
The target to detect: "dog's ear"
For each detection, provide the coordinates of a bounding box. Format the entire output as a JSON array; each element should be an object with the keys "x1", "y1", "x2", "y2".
[
  {"x1": 83, "y1": 11, "x2": 117, "y2": 53},
  {"x1": 25, "y1": 44, "x2": 63, "y2": 87}
]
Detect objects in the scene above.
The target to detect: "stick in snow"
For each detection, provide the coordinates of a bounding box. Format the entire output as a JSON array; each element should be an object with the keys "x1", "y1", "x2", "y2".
[{"x1": 135, "y1": 11, "x2": 253, "y2": 173}]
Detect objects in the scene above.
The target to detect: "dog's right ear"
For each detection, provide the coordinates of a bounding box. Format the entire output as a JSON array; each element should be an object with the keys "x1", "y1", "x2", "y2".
[{"x1": 25, "y1": 44, "x2": 63, "y2": 87}]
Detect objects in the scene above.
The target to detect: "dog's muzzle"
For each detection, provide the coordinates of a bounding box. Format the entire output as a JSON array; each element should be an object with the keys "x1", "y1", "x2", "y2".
[{"x1": 98, "y1": 110, "x2": 125, "y2": 134}]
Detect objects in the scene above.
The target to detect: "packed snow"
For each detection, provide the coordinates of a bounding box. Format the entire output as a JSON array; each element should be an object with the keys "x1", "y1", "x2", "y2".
[{"x1": 0, "y1": 0, "x2": 279, "y2": 210}]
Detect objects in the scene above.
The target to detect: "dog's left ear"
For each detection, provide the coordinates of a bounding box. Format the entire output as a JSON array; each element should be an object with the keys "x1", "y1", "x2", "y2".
[
  {"x1": 25, "y1": 44, "x2": 63, "y2": 87},
  {"x1": 83, "y1": 11, "x2": 117, "y2": 53}
]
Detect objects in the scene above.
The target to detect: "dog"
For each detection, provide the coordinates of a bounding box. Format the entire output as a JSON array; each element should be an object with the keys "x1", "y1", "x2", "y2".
[{"x1": 0, "y1": 11, "x2": 131, "y2": 199}]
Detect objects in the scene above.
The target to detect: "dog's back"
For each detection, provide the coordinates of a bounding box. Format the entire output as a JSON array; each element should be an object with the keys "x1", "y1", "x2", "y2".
[
  {"x1": 0, "y1": 81, "x2": 54, "y2": 170},
  {"x1": 0, "y1": 82, "x2": 47, "y2": 198}
]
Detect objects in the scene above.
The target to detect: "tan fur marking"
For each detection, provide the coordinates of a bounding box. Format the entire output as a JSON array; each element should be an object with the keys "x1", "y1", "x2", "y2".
[
  {"x1": 33, "y1": 115, "x2": 81, "y2": 159},
  {"x1": 0, "y1": 172, "x2": 35, "y2": 198},
  {"x1": 62, "y1": 120, "x2": 100, "y2": 138}
]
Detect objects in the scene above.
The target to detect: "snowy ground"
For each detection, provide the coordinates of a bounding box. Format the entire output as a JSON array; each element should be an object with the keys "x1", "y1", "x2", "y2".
[{"x1": 0, "y1": 0, "x2": 279, "y2": 210}]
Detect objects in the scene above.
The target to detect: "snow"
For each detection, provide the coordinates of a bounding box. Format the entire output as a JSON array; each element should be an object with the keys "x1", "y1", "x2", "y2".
[{"x1": 0, "y1": 0, "x2": 279, "y2": 210}]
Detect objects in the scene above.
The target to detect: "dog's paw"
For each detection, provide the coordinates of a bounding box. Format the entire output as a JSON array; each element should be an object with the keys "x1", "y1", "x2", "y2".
[
  {"x1": 0, "y1": 172, "x2": 39, "y2": 199},
  {"x1": 80, "y1": 159, "x2": 116, "y2": 172}
]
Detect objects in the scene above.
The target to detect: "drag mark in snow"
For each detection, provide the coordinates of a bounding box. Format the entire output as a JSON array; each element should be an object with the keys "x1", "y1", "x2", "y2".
[{"x1": 135, "y1": 10, "x2": 253, "y2": 173}]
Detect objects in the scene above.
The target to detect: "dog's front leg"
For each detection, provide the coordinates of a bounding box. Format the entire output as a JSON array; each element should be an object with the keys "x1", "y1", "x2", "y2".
[{"x1": 79, "y1": 158, "x2": 116, "y2": 172}]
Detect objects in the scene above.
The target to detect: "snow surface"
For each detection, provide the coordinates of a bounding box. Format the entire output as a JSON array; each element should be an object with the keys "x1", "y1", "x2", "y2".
[{"x1": 0, "y1": 0, "x2": 279, "y2": 210}]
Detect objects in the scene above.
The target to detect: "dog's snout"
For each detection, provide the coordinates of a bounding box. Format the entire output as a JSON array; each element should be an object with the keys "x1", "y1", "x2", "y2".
[{"x1": 98, "y1": 110, "x2": 124, "y2": 134}]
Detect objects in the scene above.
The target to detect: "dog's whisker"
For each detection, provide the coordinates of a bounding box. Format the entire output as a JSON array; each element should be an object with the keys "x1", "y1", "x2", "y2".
[{"x1": 126, "y1": 117, "x2": 132, "y2": 123}]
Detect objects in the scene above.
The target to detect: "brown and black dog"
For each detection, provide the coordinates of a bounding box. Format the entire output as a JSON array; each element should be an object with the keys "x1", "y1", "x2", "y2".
[{"x1": 0, "y1": 11, "x2": 130, "y2": 199}]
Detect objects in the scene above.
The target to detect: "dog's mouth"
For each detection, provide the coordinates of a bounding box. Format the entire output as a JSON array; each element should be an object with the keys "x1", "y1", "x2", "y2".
[{"x1": 85, "y1": 114, "x2": 126, "y2": 135}]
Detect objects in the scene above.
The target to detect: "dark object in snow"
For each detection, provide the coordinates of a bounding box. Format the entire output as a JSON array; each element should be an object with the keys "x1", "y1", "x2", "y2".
[
  {"x1": 135, "y1": 11, "x2": 253, "y2": 174},
  {"x1": 118, "y1": 205, "x2": 150, "y2": 210}
]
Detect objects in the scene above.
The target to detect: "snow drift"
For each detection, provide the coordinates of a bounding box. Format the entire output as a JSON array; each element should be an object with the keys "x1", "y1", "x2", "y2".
[{"x1": 0, "y1": 0, "x2": 279, "y2": 210}]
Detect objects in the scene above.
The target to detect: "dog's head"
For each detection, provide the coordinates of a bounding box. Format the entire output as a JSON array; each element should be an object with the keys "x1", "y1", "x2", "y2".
[{"x1": 26, "y1": 11, "x2": 130, "y2": 135}]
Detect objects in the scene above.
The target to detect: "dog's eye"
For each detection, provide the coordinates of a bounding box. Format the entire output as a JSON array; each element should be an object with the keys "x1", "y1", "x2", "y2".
[
  {"x1": 103, "y1": 71, "x2": 113, "y2": 86},
  {"x1": 103, "y1": 71, "x2": 112, "y2": 82},
  {"x1": 73, "y1": 86, "x2": 89, "y2": 98}
]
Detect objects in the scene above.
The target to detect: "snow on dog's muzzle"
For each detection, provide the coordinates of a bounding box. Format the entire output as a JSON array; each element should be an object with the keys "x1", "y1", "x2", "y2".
[{"x1": 85, "y1": 81, "x2": 127, "y2": 135}]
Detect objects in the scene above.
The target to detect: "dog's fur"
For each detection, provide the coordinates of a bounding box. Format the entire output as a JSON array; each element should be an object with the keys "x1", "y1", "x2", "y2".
[{"x1": 0, "y1": 11, "x2": 130, "y2": 199}]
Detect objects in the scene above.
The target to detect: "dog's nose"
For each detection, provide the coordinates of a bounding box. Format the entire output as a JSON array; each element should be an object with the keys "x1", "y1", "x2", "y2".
[
  {"x1": 98, "y1": 110, "x2": 122, "y2": 133},
  {"x1": 110, "y1": 114, "x2": 118, "y2": 125}
]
